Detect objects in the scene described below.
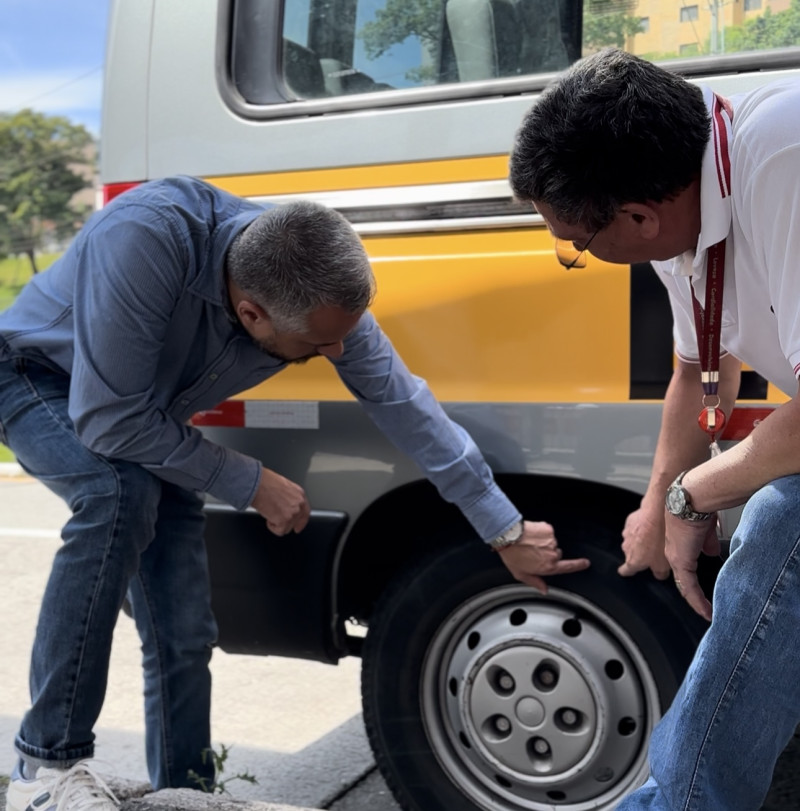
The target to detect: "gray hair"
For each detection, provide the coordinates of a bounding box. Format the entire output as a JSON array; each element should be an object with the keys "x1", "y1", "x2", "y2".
[{"x1": 226, "y1": 200, "x2": 376, "y2": 331}]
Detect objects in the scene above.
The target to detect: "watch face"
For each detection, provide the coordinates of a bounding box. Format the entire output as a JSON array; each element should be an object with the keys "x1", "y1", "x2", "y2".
[{"x1": 666, "y1": 485, "x2": 687, "y2": 515}]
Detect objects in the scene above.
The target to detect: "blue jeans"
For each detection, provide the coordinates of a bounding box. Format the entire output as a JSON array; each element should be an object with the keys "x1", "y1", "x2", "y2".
[
  {"x1": 0, "y1": 354, "x2": 218, "y2": 789},
  {"x1": 618, "y1": 475, "x2": 800, "y2": 810}
]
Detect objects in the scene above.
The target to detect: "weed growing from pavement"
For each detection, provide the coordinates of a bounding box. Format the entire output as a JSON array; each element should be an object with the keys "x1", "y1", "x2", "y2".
[{"x1": 188, "y1": 744, "x2": 257, "y2": 795}]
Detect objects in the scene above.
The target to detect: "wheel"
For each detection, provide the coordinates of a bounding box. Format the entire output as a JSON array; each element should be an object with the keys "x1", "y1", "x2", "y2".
[{"x1": 361, "y1": 524, "x2": 706, "y2": 811}]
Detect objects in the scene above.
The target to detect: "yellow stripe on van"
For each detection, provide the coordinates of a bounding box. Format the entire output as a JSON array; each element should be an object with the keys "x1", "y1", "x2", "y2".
[
  {"x1": 211, "y1": 167, "x2": 788, "y2": 409},
  {"x1": 206, "y1": 156, "x2": 510, "y2": 195},
  {"x1": 232, "y1": 225, "x2": 633, "y2": 404}
]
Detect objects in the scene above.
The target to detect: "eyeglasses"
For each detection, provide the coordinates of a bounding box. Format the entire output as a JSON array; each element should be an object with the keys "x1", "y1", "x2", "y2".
[{"x1": 554, "y1": 228, "x2": 600, "y2": 270}]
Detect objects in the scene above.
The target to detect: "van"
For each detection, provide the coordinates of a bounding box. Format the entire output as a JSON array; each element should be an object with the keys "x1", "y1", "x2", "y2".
[{"x1": 101, "y1": 2, "x2": 800, "y2": 808}]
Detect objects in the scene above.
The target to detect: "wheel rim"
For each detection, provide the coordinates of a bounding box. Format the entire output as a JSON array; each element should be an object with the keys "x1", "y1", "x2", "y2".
[{"x1": 421, "y1": 585, "x2": 660, "y2": 810}]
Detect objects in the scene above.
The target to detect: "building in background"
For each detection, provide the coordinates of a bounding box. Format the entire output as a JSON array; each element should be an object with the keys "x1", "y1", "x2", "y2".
[{"x1": 596, "y1": 0, "x2": 794, "y2": 58}]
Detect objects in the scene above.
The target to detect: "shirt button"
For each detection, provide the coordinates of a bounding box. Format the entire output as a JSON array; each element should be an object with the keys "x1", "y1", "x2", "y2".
[{"x1": 209, "y1": 373, "x2": 218, "y2": 381}]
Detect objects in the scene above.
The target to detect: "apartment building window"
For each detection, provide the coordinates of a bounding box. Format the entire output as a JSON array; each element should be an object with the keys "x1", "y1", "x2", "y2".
[
  {"x1": 744, "y1": 0, "x2": 762, "y2": 9},
  {"x1": 680, "y1": 5, "x2": 699, "y2": 21},
  {"x1": 679, "y1": 43, "x2": 700, "y2": 55},
  {"x1": 640, "y1": 16, "x2": 650, "y2": 33}
]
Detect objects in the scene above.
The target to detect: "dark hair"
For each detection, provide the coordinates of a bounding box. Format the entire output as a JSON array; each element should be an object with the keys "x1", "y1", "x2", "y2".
[
  {"x1": 226, "y1": 200, "x2": 375, "y2": 331},
  {"x1": 509, "y1": 48, "x2": 711, "y2": 231}
]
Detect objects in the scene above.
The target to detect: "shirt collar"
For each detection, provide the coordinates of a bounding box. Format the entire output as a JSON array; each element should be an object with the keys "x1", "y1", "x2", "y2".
[
  {"x1": 670, "y1": 86, "x2": 734, "y2": 278},
  {"x1": 189, "y1": 207, "x2": 266, "y2": 319}
]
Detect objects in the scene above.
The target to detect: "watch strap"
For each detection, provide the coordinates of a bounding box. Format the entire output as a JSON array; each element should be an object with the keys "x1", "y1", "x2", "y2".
[
  {"x1": 668, "y1": 471, "x2": 713, "y2": 521},
  {"x1": 489, "y1": 519, "x2": 524, "y2": 550}
]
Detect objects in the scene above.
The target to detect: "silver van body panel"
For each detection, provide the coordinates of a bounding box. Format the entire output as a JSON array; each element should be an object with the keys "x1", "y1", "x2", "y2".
[{"x1": 101, "y1": 1, "x2": 800, "y2": 183}]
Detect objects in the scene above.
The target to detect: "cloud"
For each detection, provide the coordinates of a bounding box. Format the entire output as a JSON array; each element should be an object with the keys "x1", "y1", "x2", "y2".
[
  {"x1": 0, "y1": 69, "x2": 103, "y2": 134},
  {"x1": 0, "y1": 69, "x2": 102, "y2": 115}
]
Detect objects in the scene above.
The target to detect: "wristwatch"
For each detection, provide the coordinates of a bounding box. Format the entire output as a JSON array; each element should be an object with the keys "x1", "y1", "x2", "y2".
[
  {"x1": 665, "y1": 471, "x2": 713, "y2": 521},
  {"x1": 489, "y1": 519, "x2": 524, "y2": 551}
]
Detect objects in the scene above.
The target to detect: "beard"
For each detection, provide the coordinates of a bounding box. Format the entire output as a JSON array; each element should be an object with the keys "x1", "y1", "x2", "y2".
[{"x1": 254, "y1": 337, "x2": 317, "y2": 365}]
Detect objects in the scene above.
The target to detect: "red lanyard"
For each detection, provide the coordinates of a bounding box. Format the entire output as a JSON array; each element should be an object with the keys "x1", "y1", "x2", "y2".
[
  {"x1": 691, "y1": 239, "x2": 726, "y2": 444},
  {"x1": 691, "y1": 93, "x2": 732, "y2": 451}
]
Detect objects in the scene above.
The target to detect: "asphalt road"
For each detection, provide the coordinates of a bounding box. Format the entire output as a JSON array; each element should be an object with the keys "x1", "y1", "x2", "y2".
[{"x1": 0, "y1": 472, "x2": 798, "y2": 811}]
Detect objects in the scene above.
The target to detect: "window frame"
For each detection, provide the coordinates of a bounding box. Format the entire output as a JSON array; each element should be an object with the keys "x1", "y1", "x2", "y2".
[{"x1": 216, "y1": 0, "x2": 800, "y2": 122}]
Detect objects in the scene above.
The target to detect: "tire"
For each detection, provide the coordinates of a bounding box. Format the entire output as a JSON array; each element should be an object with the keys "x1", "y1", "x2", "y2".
[{"x1": 361, "y1": 524, "x2": 706, "y2": 811}]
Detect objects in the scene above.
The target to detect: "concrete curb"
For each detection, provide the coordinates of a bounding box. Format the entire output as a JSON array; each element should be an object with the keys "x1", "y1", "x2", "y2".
[
  {"x1": 121, "y1": 789, "x2": 320, "y2": 811},
  {"x1": 0, "y1": 777, "x2": 323, "y2": 811},
  {"x1": 0, "y1": 462, "x2": 24, "y2": 478}
]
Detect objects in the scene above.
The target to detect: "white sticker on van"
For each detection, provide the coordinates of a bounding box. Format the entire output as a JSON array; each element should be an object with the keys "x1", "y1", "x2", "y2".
[{"x1": 244, "y1": 401, "x2": 319, "y2": 430}]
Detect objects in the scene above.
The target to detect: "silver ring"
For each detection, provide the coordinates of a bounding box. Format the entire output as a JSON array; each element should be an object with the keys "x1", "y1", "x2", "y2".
[{"x1": 674, "y1": 579, "x2": 684, "y2": 591}]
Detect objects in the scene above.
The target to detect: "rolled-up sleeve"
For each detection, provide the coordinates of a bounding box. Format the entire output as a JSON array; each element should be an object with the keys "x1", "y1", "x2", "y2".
[
  {"x1": 68, "y1": 205, "x2": 261, "y2": 510},
  {"x1": 333, "y1": 313, "x2": 521, "y2": 541}
]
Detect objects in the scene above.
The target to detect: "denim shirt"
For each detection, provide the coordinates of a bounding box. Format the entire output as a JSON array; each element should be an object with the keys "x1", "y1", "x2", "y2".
[{"x1": 0, "y1": 176, "x2": 520, "y2": 540}]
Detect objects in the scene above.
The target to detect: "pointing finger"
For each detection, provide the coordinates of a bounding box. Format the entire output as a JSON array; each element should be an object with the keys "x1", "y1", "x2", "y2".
[{"x1": 551, "y1": 557, "x2": 591, "y2": 575}]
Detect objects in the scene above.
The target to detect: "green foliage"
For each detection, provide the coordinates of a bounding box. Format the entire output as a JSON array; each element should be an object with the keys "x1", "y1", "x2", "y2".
[
  {"x1": 726, "y1": 0, "x2": 800, "y2": 52},
  {"x1": 584, "y1": 11, "x2": 645, "y2": 50},
  {"x1": 187, "y1": 744, "x2": 258, "y2": 795},
  {"x1": 359, "y1": 0, "x2": 442, "y2": 60},
  {"x1": 0, "y1": 109, "x2": 94, "y2": 274},
  {"x1": 0, "y1": 252, "x2": 60, "y2": 312},
  {"x1": 637, "y1": 50, "x2": 682, "y2": 62}
]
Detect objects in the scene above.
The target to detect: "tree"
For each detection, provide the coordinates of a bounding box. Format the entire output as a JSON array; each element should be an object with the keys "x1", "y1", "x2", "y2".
[
  {"x1": 359, "y1": 0, "x2": 442, "y2": 58},
  {"x1": 583, "y1": 11, "x2": 645, "y2": 51},
  {"x1": 726, "y1": 0, "x2": 800, "y2": 52},
  {"x1": 0, "y1": 109, "x2": 95, "y2": 274},
  {"x1": 358, "y1": 0, "x2": 442, "y2": 83}
]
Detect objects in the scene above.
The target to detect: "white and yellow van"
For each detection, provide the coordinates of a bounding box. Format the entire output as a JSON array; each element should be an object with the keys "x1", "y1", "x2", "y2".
[{"x1": 101, "y1": 2, "x2": 799, "y2": 808}]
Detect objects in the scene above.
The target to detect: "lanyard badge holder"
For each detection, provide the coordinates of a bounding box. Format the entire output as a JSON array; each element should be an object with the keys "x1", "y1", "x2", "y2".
[
  {"x1": 692, "y1": 93, "x2": 733, "y2": 462},
  {"x1": 692, "y1": 238, "x2": 726, "y2": 459}
]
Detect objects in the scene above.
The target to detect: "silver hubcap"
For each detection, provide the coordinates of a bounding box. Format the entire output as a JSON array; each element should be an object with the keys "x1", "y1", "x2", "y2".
[{"x1": 421, "y1": 586, "x2": 660, "y2": 810}]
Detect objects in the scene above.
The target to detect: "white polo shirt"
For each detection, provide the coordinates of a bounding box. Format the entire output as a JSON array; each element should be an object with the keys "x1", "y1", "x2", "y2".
[{"x1": 654, "y1": 79, "x2": 800, "y2": 398}]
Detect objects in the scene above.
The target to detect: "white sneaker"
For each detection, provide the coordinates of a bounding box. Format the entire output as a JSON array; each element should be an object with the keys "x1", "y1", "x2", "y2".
[{"x1": 7, "y1": 760, "x2": 120, "y2": 811}]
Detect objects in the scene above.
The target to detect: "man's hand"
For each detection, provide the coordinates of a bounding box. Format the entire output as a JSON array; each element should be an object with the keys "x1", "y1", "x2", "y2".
[
  {"x1": 251, "y1": 467, "x2": 311, "y2": 536},
  {"x1": 618, "y1": 505, "x2": 671, "y2": 580},
  {"x1": 498, "y1": 521, "x2": 591, "y2": 593},
  {"x1": 665, "y1": 513, "x2": 719, "y2": 621}
]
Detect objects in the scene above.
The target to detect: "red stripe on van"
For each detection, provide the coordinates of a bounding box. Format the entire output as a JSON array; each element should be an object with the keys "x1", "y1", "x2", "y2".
[
  {"x1": 720, "y1": 407, "x2": 773, "y2": 441},
  {"x1": 191, "y1": 401, "x2": 246, "y2": 427},
  {"x1": 189, "y1": 401, "x2": 775, "y2": 436},
  {"x1": 102, "y1": 182, "x2": 142, "y2": 206}
]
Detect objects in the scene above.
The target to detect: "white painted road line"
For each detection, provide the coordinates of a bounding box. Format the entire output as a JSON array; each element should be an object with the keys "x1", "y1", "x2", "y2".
[{"x1": 0, "y1": 527, "x2": 61, "y2": 538}]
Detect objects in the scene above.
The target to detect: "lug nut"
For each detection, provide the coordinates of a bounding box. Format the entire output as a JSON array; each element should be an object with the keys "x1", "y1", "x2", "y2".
[
  {"x1": 498, "y1": 673, "x2": 514, "y2": 691},
  {"x1": 532, "y1": 737, "x2": 550, "y2": 755},
  {"x1": 561, "y1": 709, "x2": 578, "y2": 726}
]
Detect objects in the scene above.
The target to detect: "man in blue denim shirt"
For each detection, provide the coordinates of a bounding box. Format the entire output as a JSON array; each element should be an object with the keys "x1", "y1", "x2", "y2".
[{"x1": 0, "y1": 176, "x2": 589, "y2": 811}]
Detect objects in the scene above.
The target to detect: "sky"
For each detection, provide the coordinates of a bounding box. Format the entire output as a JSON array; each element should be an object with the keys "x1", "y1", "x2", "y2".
[{"x1": 0, "y1": 0, "x2": 109, "y2": 137}]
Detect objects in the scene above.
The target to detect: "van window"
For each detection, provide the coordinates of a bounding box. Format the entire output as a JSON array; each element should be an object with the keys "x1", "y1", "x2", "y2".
[
  {"x1": 231, "y1": 0, "x2": 800, "y2": 105},
  {"x1": 233, "y1": 0, "x2": 578, "y2": 102}
]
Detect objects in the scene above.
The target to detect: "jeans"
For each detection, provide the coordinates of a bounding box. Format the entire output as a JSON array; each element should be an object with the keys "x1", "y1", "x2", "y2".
[
  {"x1": 0, "y1": 354, "x2": 218, "y2": 789},
  {"x1": 618, "y1": 475, "x2": 800, "y2": 810}
]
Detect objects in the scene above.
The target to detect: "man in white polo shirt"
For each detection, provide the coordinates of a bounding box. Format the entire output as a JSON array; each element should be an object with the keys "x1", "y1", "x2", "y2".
[{"x1": 509, "y1": 48, "x2": 800, "y2": 810}]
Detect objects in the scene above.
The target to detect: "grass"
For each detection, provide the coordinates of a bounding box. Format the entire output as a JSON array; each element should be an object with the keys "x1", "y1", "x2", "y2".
[
  {"x1": 0, "y1": 252, "x2": 62, "y2": 464},
  {"x1": 0, "y1": 252, "x2": 61, "y2": 312}
]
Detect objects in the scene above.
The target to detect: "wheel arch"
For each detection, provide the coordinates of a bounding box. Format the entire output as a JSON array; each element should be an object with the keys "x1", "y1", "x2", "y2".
[{"x1": 337, "y1": 473, "x2": 643, "y2": 630}]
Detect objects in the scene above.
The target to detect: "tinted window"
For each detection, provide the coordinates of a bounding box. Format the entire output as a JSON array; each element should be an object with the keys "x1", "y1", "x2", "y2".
[{"x1": 231, "y1": 0, "x2": 800, "y2": 104}]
